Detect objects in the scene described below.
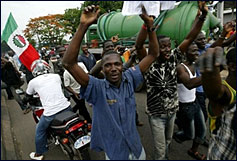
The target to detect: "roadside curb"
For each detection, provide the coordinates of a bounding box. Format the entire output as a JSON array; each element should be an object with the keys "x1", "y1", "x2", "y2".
[{"x1": 1, "y1": 90, "x2": 17, "y2": 160}]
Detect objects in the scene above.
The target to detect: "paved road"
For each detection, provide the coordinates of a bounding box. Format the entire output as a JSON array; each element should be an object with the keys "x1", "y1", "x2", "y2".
[{"x1": 1, "y1": 86, "x2": 209, "y2": 160}]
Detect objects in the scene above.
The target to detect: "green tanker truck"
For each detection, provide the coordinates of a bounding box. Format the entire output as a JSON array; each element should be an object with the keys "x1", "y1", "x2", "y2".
[{"x1": 85, "y1": 1, "x2": 222, "y2": 48}]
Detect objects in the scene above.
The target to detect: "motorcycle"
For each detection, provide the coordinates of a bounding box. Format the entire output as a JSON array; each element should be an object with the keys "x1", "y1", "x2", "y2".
[{"x1": 27, "y1": 95, "x2": 91, "y2": 160}]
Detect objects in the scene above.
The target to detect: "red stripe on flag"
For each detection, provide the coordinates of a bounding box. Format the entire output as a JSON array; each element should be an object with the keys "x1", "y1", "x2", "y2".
[{"x1": 19, "y1": 44, "x2": 40, "y2": 71}]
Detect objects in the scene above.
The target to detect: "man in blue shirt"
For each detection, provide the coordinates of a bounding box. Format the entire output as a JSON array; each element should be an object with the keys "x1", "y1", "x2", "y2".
[
  {"x1": 78, "y1": 43, "x2": 97, "y2": 71},
  {"x1": 62, "y1": 5, "x2": 159, "y2": 160}
]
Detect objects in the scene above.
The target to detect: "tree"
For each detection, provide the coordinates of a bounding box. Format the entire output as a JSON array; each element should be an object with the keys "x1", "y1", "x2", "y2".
[
  {"x1": 24, "y1": 14, "x2": 72, "y2": 48},
  {"x1": 82, "y1": 1, "x2": 123, "y2": 14},
  {"x1": 23, "y1": 2, "x2": 124, "y2": 47},
  {"x1": 63, "y1": 8, "x2": 82, "y2": 36},
  {"x1": 63, "y1": 1, "x2": 124, "y2": 36}
]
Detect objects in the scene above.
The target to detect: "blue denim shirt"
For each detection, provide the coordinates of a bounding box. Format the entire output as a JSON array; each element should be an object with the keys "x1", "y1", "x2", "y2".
[
  {"x1": 196, "y1": 44, "x2": 211, "y2": 93},
  {"x1": 78, "y1": 53, "x2": 96, "y2": 71},
  {"x1": 80, "y1": 65, "x2": 143, "y2": 160}
]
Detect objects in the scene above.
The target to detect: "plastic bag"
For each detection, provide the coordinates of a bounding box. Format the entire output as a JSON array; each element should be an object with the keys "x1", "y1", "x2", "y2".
[
  {"x1": 122, "y1": 1, "x2": 160, "y2": 18},
  {"x1": 122, "y1": 1, "x2": 176, "y2": 17},
  {"x1": 160, "y1": 1, "x2": 175, "y2": 11}
]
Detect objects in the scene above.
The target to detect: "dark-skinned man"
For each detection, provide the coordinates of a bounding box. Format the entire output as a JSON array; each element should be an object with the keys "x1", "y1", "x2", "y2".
[
  {"x1": 198, "y1": 47, "x2": 236, "y2": 160},
  {"x1": 135, "y1": 1, "x2": 208, "y2": 160},
  {"x1": 62, "y1": 5, "x2": 159, "y2": 160}
]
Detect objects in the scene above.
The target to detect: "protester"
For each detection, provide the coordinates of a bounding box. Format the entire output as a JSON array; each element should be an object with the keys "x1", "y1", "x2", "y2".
[
  {"x1": 198, "y1": 47, "x2": 236, "y2": 160},
  {"x1": 62, "y1": 5, "x2": 159, "y2": 160},
  {"x1": 90, "y1": 40, "x2": 144, "y2": 126},
  {"x1": 7, "y1": 50, "x2": 21, "y2": 71},
  {"x1": 135, "y1": 1, "x2": 208, "y2": 160},
  {"x1": 19, "y1": 63, "x2": 34, "y2": 84},
  {"x1": 175, "y1": 42, "x2": 206, "y2": 160},
  {"x1": 195, "y1": 21, "x2": 234, "y2": 122},
  {"x1": 51, "y1": 46, "x2": 65, "y2": 79},
  {"x1": 78, "y1": 43, "x2": 97, "y2": 71},
  {"x1": 89, "y1": 40, "x2": 115, "y2": 78},
  {"x1": 1, "y1": 57, "x2": 30, "y2": 114},
  {"x1": 63, "y1": 62, "x2": 92, "y2": 123}
]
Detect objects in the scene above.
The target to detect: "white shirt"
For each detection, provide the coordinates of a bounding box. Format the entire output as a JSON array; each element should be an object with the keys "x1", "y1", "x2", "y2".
[
  {"x1": 26, "y1": 73, "x2": 70, "y2": 116},
  {"x1": 63, "y1": 62, "x2": 88, "y2": 94},
  {"x1": 177, "y1": 63, "x2": 196, "y2": 103}
]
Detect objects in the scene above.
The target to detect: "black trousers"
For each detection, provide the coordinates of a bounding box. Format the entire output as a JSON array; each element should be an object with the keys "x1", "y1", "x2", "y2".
[{"x1": 71, "y1": 94, "x2": 92, "y2": 123}]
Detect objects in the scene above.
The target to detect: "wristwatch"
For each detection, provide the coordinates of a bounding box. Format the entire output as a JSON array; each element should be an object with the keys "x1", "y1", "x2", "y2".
[{"x1": 147, "y1": 26, "x2": 156, "y2": 32}]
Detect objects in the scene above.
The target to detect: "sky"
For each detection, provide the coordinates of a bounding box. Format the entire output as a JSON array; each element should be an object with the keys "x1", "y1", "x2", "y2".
[{"x1": 1, "y1": 1, "x2": 84, "y2": 34}]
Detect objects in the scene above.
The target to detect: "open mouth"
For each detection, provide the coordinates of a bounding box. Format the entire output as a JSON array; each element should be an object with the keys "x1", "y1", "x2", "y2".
[
  {"x1": 111, "y1": 73, "x2": 119, "y2": 80},
  {"x1": 164, "y1": 53, "x2": 170, "y2": 59}
]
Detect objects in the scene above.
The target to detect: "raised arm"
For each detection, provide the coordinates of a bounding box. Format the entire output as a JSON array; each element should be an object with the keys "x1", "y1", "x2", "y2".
[
  {"x1": 89, "y1": 60, "x2": 104, "y2": 78},
  {"x1": 198, "y1": 47, "x2": 226, "y2": 99},
  {"x1": 138, "y1": 7, "x2": 159, "y2": 73},
  {"x1": 135, "y1": 13, "x2": 149, "y2": 61},
  {"x1": 198, "y1": 47, "x2": 232, "y2": 115},
  {"x1": 62, "y1": 5, "x2": 100, "y2": 87},
  {"x1": 210, "y1": 21, "x2": 234, "y2": 48},
  {"x1": 222, "y1": 32, "x2": 236, "y2": 47},
  {"x1": 179, "y1": 1, "x2": 208, "y2": 53}
]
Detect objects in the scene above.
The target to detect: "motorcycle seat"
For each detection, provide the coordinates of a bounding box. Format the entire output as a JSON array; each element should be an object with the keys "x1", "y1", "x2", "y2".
[{"x1": 50, "y1": 110, "x2": 79, "y2": 127}]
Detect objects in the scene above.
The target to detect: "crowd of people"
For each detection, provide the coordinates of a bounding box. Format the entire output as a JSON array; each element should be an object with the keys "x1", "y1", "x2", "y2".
[{"x1": 1, "y1": 1, "x2": 236, "y2": 160}]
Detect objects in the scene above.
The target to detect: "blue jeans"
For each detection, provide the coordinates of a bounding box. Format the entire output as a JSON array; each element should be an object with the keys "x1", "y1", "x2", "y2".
[
  {"x1": 105, "y1": 147, "x2": 146, "y2": 160},
  {"x1": 35, "y1": 106, "x2": 71, "y2": 154},
  {"x1": 196, "y1": 92, "x2": 207, "y2": 122},
  {"x1": 148, "y1": 113, "x2": 176, "y2": 160},
  {"x1": 177, "y1": 101, "x2": 206, "y2": 144}
]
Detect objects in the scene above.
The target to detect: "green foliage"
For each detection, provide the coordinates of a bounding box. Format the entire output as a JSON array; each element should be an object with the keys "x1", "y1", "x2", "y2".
[
  {"x1": 62, "y1": 1, "x2": 123, "y2": 36},
  {"x1": 82, "y1": 1, "x2": 123, "y2": 14},
  {"x1": 63, "y1": 8, "x2": 82, "y2": 34},
  {"x1": 23, "y1": 1, "x2": 124, "y2": 47},
  {"x1": 24, "y1": 14, "x2": 72, "y2": 48}
]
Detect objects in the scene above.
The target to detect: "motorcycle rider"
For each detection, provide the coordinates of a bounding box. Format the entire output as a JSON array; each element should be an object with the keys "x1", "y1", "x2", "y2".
[{"x1": 23, "y1": 59, "x2": 71, "y2": 160}]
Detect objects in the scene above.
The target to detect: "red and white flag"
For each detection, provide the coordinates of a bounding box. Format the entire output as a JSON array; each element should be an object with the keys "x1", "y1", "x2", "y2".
[{"x1": 1, "y1": 13, "x2": 40, "y2": 71}]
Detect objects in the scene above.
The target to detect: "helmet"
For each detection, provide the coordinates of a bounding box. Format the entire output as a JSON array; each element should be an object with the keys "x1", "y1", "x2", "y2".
[{"x1": 31, "y1": 59, "x2": 51, "y2": 77}]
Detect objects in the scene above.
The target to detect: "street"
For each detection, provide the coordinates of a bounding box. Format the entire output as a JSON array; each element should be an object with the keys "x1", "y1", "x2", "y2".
[{"x1": 1, "y1": 85, "x2": 208, "y2": 160}]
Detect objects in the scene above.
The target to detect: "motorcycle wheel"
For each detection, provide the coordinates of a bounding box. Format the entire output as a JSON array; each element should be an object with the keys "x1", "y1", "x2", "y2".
[
  {"x1": 74, "y1": 148, "x2": 91, "y2": 160},
  {"x1": 59, "y1": 142, "x2": 74, "y2": 160}
]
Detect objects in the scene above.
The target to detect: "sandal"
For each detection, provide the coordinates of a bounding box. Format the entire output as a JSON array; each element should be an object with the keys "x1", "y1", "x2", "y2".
[{"x1": 187, "y1": 149, "x2": 206, "y2": 160}]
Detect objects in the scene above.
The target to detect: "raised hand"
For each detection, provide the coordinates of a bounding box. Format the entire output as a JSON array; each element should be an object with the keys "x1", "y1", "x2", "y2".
[
  {"x1": 80, "y1": 5, "x2": 100, "y2": 27},
  {"x1": 139, "y1": 6, "x2": 154, "y2": 28},
  {"x1": 198, "y1": 1, "x2": 208, "y2": 15},
  {"x1": 197, "y1": 47, "x2": 226, "y2": 73}
]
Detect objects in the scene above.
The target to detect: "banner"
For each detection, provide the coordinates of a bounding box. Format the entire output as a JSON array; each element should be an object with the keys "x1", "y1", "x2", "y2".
[{"x1": 1, "y1": 13, "x2": 40, "y2": 71}]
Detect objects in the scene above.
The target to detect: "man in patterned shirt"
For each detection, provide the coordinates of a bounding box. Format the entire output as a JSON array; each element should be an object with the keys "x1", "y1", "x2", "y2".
[
  {"x1": 135, "y1": 2, "x2": 208, "y2": 160},
  {"x1": 199, "y1": 47, "x2": 236, "y2": 160}
]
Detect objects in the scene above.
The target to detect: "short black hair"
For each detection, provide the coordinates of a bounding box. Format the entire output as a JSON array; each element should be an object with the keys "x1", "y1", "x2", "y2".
[
  {"x1": 157, "y1": 35, "x2": 170, "y2": 43},
  {"x1": 101, "y1": 50, "x2": 121, "y2": 65},
  {"x1": 103, "y1": 50, "x2": 118, "y2": 57},
  {"x1": 226, "y1": 47, "x2": 236, "y2": 65},
  {"x1": 103, "y1": 40, "x2": 113, "y2": 48}
]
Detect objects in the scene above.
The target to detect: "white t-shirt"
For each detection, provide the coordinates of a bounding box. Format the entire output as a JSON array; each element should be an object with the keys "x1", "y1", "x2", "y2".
[
  {"x1": 63, "y1": 62, "x2": 88, "y2": 94},
  {"x1": 26, "y1": 73, "x2": 70, "y2": 116}
]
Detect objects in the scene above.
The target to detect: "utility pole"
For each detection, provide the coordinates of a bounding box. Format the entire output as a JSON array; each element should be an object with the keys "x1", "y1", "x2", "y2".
[{"x1": 216, "y1": 1, "x2": 224, "y2": 25}]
